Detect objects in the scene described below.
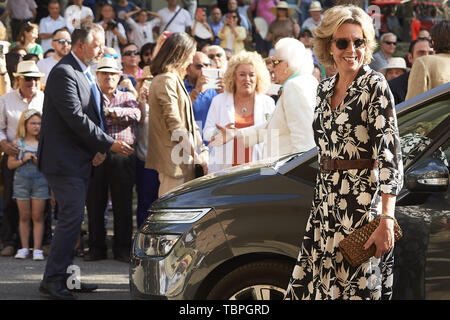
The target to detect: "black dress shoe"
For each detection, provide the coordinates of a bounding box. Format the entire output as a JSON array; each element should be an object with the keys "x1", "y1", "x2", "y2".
[
  {"x1": 83, "y1": 250, "x2": 107, "y2": 261},
  {"x1": 39, "y1": 280, "x2": 77, "y2": 300},
  {"x1": 67, "y1": 282, "x2": 98, "y2": 293}
]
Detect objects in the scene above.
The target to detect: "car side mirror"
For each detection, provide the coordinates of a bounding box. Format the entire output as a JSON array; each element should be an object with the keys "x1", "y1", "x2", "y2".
[{"x1": 405, "y1": 158, "x2": 449, "y2": 192}]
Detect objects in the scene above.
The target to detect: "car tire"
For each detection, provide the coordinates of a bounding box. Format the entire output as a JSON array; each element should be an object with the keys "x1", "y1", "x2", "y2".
[{"x1": 206, "y1": 259, "x2": 293, "y2": 300}]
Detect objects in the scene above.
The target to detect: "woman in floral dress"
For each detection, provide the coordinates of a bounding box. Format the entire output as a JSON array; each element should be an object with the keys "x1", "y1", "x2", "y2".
[{"x1": 285, "y1": 5, "x2": 404, "y2": 300}]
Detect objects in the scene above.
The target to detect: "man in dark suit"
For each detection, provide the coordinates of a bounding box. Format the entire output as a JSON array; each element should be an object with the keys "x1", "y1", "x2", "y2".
[
  {"x1": 388, "y1": 38, "x2": 434, "y2": 105},
  {"x1": 37, "y1": 22, "x2": 134, "y2": 300}
]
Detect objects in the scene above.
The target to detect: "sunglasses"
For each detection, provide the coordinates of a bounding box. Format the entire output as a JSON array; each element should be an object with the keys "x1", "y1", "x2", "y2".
[
  {"x1": 104, "y1": 53, "x2": 119, "y2": 59},
  {"x1": 272, "y1": 59, "x2": 284, "y2": 66},
  {"x1": 193, "y1": 63, "x2": 210, "y2": 70},
  {"x1": 208, "y1": 53, "x2": 223, "y2": 59},
  {"x1": 21, "y1": 76, "x2": 40, "y2": 82},
  {"x1": 53, "y1": 39, "x2": 71, "y2": 45},
  {"x1": 123, "y1": 50, "x2": 139, "y2": 56},
  {"x1": 384, "y1": 41, "x2": 397, "y2": 46},
  {"x1": 331, "y1": 38, "x2": 366, "y2": 50}
]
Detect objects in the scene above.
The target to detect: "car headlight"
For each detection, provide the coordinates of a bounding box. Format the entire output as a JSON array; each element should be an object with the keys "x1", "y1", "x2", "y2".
[
  {"x1": 134, "y1": 233, "x2": 180, "y2": 257},
  {"x1": 148, "y1": 208, "x2": 212, "y2": 223}
]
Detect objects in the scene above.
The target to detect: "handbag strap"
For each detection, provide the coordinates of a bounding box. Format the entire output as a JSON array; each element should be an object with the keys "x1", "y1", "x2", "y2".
[{"x1": 162, "y1": 7, "x2": 183, "y2": 32}]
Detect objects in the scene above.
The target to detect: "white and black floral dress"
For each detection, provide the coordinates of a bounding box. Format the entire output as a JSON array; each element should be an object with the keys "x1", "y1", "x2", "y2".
[{"x1": 285, "y1": 65, "x2": 404, "y2": 300}]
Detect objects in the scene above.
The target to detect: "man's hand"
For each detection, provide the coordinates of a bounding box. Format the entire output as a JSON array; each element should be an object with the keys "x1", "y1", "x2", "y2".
[
  {"x1": 0, "y1": 140, "x2": 18, "y2": 157},
  {"x1": 195, "y1": 149, "x2": 209, "y2": 175},
  {"x1": 92, "y1": 152, "x2": 106, "y2": 166},
  {"x1": 110, "y1": 140, "x2": 134, "y2": 156}
]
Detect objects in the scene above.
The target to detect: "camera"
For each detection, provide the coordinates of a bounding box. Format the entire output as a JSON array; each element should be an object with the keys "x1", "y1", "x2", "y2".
[{"x1": 107, "y1": 21, "x2": 118, "y2": 30}]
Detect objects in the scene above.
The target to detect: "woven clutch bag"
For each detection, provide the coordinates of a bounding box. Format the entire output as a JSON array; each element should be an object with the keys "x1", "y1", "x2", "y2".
[{"x1": 339, "y1": 217, "x2": 403, "y2": 267}]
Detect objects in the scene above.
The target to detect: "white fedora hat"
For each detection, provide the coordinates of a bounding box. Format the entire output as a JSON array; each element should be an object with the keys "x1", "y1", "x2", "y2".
[
  {"x1": 309, "y1": 1, "x2": 323, "y2": 12},
  {"x1": 379, "y1": 57, "x2": 407, "y2": 74},
  {"x1": 95, "y1": 57, "x2": 121, "y2": 73},
  {"x1": 13, "y1": 60, "x2": 45, "y2": 78}
]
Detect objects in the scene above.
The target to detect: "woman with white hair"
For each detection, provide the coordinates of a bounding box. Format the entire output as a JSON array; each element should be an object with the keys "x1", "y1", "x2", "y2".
[{"x1": 209, "y1": 37, "x2": 318, "y2": 160}]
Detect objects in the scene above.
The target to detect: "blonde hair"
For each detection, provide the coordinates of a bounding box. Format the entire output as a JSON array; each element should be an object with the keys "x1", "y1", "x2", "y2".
[
  {"x1": 312, "y1": 5, "x2": 377, "y2": 68},
  {"x1": 16, "y1": 109, "x2": 41, "y2": 139},
  {"x1": 223, "y1": 51, "x2": 270, "y2": 94}
]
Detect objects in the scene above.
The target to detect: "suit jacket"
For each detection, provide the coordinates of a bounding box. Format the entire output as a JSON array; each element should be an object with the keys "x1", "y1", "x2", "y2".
[
  {"x1": 406, "y1": 53, "x2": 450, "y2": 100},
  {"x1": 145, "y1": 72, "x2": 200, "y2": 178},
  {"x1": 388, "y1": 71, "x2": 409, "y2": 105},
  {"x1": 38, "y1": 52, "x2": 115, "y2": 178}
]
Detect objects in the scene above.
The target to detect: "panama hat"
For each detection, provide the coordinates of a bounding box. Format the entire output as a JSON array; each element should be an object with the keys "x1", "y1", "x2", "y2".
[
  {"x1": 270, "y1": 1, "x2": 296, "y2": 17},
  {"x1": 95, "y1": 57, "x2": 121, "y2": 73},
  {"x1": 136, "y1": 65, "x2": 153, "y2": 84},
  {"x1": 309, "y1": 1, "x2": 323, "y2": 12},
  {"x1": 379, "y1": 57, "x2": 407, "y2": 74},
  {"x1": 13, "y1": 60, "x2": 45, "y2": 78}
]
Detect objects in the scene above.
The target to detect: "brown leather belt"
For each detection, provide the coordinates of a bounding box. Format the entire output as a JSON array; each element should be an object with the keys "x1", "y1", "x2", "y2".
[{"x1": 319, "y1": 157, "x2": 377, "y2": 173}]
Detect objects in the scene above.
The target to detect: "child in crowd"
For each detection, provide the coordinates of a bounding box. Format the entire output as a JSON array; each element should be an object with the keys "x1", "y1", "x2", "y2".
[{"x1": 8, "y1": 109, "x2": 50, "y2": 261}]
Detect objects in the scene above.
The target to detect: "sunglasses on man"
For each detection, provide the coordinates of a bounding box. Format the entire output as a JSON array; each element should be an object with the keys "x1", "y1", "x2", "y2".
[
  {"x1": 383, "y1": 41, "x2": 397, "y2": 46},
  {"x1": 104, "y1": 53, "x2": 119, "y2": 59},
  {"x1": 208, "y1": 53, "x2": 223, "y2": 59},
  {"x1": 123, "y1": 50, "x2": 139, "y2": 57},
  {"x1": 53, "y1": 39, "x2": 72, "y2": 45},
  {"x1": 331, "y1": 38, "x2": 366, "y2": 50},
  {"x1": 20, "y1": 76, "x2": 40, "y2": 82}
]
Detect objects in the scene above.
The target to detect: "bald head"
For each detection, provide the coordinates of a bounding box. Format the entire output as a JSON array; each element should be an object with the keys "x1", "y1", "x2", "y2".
[{"x1": 186, "y1": 51, "x2": 211, "y2": 83}]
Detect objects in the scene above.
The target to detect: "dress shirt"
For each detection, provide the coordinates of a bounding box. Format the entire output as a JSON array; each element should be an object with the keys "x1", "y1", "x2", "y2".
[
  {"x1": 64, "y1": 5, "x2": 94, "y2": 33},
  {"x1": 39, "y1": 15, "x2": 67, "y2": 52},
  {"x1": 37, "y1": 56, "x2": 59, "y2": 84}
]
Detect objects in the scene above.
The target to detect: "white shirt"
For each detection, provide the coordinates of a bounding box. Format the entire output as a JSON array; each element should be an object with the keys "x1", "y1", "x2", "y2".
[
  {"x1": 157, "y1": 6, "x2": 192, "y2": 33},
  {"x1": 126, "y1": 17, "x2": 159, "y2": 49},
  {"x1": 0, "y1": 89, "x2": 44, "y2": 142},
  {"x1": 97, "y1": 20, "x2": 126, "y2": 63},
  {"x1": 64, "y1": 5, "x2": 94, "y2": 33},
  {"x1": 301, "y1": 15, "x2": 323, "y2": 32},
  {"x1": 37, "y1": 55, "x2": 59, "y2": 84},
  {"x1": 203, "y1": 91, "x2": 276, "y2": 173},
  {"x1": 39, "y1": 15, "x2": 67, "y2": 53}
]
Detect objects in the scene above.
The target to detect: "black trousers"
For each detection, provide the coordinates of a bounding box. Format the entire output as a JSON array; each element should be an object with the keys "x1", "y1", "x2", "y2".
[
  {"x1": 43, "y1": 174, "x2": 88, "y2": 282},
  {"x1": 86, "y1": 152, "x2": 135, "y2": 255}
]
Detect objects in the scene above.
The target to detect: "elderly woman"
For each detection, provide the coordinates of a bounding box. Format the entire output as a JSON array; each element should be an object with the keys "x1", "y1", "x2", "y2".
[
  {"x1": 203, "y1": 51, "x2": 275, "y2": 173},
  {"x1": 206, "y1": 45, "x2": 228, "y2": 73},
  {"x1": 285, "y1": 5, "x2": 403, "y2": 300},
  {"x1": 210, "y1": 37, "x2": 317, "y2": 160},
  {"x1": 146, "y1": 33, "x2": 209, "y2": 197}
]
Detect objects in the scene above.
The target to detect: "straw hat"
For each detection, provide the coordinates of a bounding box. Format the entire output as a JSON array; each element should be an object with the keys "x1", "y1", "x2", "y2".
[
  {"x1": 136, "y1": 65, "x2": 153, "y2": 84},
  {"x1": 309, "y1": 1, "x2": 323, "y2": 12},
  {"x1": 95, "y1": 57, "x2": 121, "y2": 73},
  {"x1": 270, "y1": 1, "x2": 296, "y2": 17},
  {"x1": 13, "y1": 60, "x2": 45, "y2": 78},
  {"x1": 379, "y1": 57, "x2": 407, "y2": 74}
]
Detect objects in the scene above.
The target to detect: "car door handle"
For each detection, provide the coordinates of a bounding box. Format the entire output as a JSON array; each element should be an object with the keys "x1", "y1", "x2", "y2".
[{"x1": 417, "y1": 178, "x2": 448, "y2": 186}]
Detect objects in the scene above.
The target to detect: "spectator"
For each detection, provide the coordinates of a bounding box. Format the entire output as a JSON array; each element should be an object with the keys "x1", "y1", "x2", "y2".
[
  {"x1": 84, "y1": 57, "x2": 141, "y2": 263},
  {"x1": 8, "y1": 109, "x2": 49, "y2": 261},
  {"x1": 184, "y1": 51, "x2": 223, "y2": 134},
  {"x1": 120, "y1": 42, "x2": 141, "y2": 97},
  {"x1": 217, "y1": 10, "x2": 247, "y2": 54},
  {"x1": 417, "y1": 29, "x2": 430, "y2": 40},
  {"x1": 125, "y1": 9, "x2": 161, "y2": 50},
  {"x1": 191, "y1": 8, "x2": 215, "y2": 50},
  {"x1": 113, "y1": 0, "x2": 139, "y2": 33},
  {"x1": 248, "y1": 0, "x2": 279, "y2": 57},
  {"x1": 380, "y1": 57, "x2": 407, "y2": 82},
  {"x1": 266, "y1": 1, "x2": 300, "y2": 46},
  {"x1": 156, "y1": 0, "x2": 192, "y2": 34},
  {"x1": 0, "y1": 0, "x2": 37, "y2": 42},
  {"x1": 39, "y1": 0, "x2": 67, "y2": 54},
  {"x1": 227, "y1": 0, "x2": 251, "y2": 31},
  {"x1": 0, "y1": 54, "x2": 11, "y2": 95},
  {"x1": 298, "y1": 0, "x2": 311, "y2": 26},
  {"x1": 146, "y1": 32, "x2": 208, "y2": 197},
  {"x1": 301, "y1": 1, "x2": 323, "y2": 32},
  {"x1": 134, "y1": 67, "x2": 159, "y2": 228},
  {"x1": 209, "y1": 38, "x2": 316, "y2": 161},
  {"x1": 312, "y1": 63, "x2": 321, "y2": 82},
  {"x1": 406, "y1": 21, "x2": 450, "y2": 100},
  {"x1": 207, "y1": 45, "x2": 228, "y2": 73},
  {"x1": 64, "y1": 0, "x2": 94, "y2": 33},
  {"x1": 11, "y1": 23, "x2": 43, "y2": 60},
  {"x1": 209, "y1": 6, "x2": 224, "y2": 45},
  {"x1": 388, "y1": 38, "x2": 433, "y2": 105},
  {"x1": 9, "y1": 44, "x2": 27, "y2": 58},
  {"x1": 43, "y1": 49, "x2": 55, "y2": 59},
  {"x1": 369, "y1": 32, "x2": 397, "y2": 72},
  {"x1": 5, "y1": 52, "x2": 23, "y2": 89},
  {"x1": 203, "y1": 50, "x2": 275, "y2": 173},
  {"x1": 37, "y1": 28, "x2": 72, "y2": 85},
  {"x1": 138, "y1": 42, "x2": 154, "y2": 69},
  {"x1": 98, "y1": 4, "x2": 128, "y2": 63},
  {"x1": 0, "y1": 60, "x2": 44, "y2": 258}
]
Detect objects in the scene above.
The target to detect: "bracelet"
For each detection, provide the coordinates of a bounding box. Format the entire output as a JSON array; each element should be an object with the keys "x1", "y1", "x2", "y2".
[{"x1": 380, "y1": 214, "x2": 395, "y2": 220}]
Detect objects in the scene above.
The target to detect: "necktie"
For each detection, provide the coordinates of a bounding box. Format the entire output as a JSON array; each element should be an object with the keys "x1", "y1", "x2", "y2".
[{"x1": 85, "y1": 69, "x2": 104, "y2": 131}]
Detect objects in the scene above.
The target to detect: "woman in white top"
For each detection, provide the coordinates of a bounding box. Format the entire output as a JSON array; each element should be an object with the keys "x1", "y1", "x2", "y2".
[
  {"x1": 210, "y1": 37, "x2": 318, "y2": 161},
  {"x1": 204, "y1": 51, "x2": 275, "y2": 173}
]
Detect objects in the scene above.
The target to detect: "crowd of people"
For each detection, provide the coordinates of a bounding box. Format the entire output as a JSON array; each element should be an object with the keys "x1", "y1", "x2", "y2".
[{"x1": 0, "y1": 0, "x2": 448, "y2": 300}]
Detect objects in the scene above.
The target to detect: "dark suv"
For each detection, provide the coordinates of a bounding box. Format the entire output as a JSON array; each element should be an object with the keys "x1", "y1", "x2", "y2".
[{"x1": 130, "y1": 83, "x2": 450, "y2": 300}]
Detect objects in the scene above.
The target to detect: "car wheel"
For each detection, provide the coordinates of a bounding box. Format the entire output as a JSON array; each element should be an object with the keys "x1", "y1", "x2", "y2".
[{"x1": 206, "y1": 259, "x2": 293, "y2": 300}]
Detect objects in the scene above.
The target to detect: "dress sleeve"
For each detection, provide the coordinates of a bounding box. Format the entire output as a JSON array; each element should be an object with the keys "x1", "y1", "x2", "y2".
[{"x1": 367, "y1": 76, "x2": 404, "y2": 196}]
